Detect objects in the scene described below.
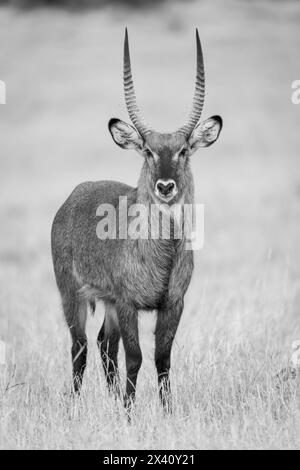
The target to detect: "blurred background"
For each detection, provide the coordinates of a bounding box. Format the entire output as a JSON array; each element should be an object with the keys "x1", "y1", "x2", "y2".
[{"x1": 0, "y1": 0, "x2": 300, "y2": 449}]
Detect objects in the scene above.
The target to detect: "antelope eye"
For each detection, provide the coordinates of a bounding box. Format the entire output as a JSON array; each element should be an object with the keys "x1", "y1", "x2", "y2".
[
  {"x1": 179, "y1": 148, "x2": 188, "y2": 158},
  {"x1": 144, "y1": 148, "x2": 153, "y2": 158}
]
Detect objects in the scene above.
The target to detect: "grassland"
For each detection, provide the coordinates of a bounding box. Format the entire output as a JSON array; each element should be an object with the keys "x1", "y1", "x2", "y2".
[{"x1": 0, "y1": 0, "x2": 300, "y2": 449}]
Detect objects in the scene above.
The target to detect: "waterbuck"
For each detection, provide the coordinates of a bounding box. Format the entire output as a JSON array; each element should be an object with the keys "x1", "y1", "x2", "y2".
[{"x1": 51, "y1": 29, "x2": 222, "y2": 409}]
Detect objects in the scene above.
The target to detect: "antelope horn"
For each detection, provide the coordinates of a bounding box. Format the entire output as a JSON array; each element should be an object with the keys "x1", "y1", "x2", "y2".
[
  {"x1": 177, "y1": 29, "x2": 205, "y2": 137},
  {"x1": 123, "y1": 28, "x2": 151, "y2": 137}
]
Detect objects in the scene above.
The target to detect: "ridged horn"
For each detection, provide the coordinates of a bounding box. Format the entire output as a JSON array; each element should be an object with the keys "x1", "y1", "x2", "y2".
[
  {"x1": 177, "y1": 29, "x2": 205, "y2": 137},
  {"x1": 123, "y1": 28, "x2": 151, "y2": 137}
]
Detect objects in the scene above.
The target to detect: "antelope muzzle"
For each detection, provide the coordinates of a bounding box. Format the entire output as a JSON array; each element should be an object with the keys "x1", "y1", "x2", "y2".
[{"x1": 155, "y1": 179, "x2": 178, "y2": 202}]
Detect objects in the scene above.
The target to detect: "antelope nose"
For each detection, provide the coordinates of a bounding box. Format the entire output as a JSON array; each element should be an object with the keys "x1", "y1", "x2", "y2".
[{"x1": 155, "y1": 179, "x2": 176, "y2": 198}]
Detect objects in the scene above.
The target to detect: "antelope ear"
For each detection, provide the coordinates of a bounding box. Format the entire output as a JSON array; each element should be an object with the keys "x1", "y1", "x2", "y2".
[
  {"x1": 108, "y1": 118, "x2": 143, "y2": 150},
  {"x1": 188, "y1": 115, "x2": 222, "y2": 152}
]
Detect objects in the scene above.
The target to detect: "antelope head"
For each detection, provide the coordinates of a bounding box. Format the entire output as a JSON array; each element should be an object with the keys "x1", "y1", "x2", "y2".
[{"x1": 109, "y1": 28, "x2": 223, "y2": 204}]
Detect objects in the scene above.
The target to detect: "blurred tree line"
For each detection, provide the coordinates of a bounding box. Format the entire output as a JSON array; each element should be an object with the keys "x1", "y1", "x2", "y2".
[{"x1": 0, "y1": 0, "x2": 163, "y2": 7}]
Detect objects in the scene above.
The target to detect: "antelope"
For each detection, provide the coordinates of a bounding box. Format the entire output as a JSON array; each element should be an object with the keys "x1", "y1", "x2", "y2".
[{"x1": 51, "y1": 28, "x2": 222, "y2": 410}]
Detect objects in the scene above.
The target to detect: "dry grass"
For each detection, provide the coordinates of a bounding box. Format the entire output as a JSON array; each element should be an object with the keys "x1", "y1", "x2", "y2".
[{"x1": 0, "y1": 0, "x2": 300, "y2": 449}]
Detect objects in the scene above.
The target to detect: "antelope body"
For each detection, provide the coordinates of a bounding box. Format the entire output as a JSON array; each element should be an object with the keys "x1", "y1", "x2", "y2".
[{"x1": 51, "y1": 29, "x2": 222, "y2": 409}]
